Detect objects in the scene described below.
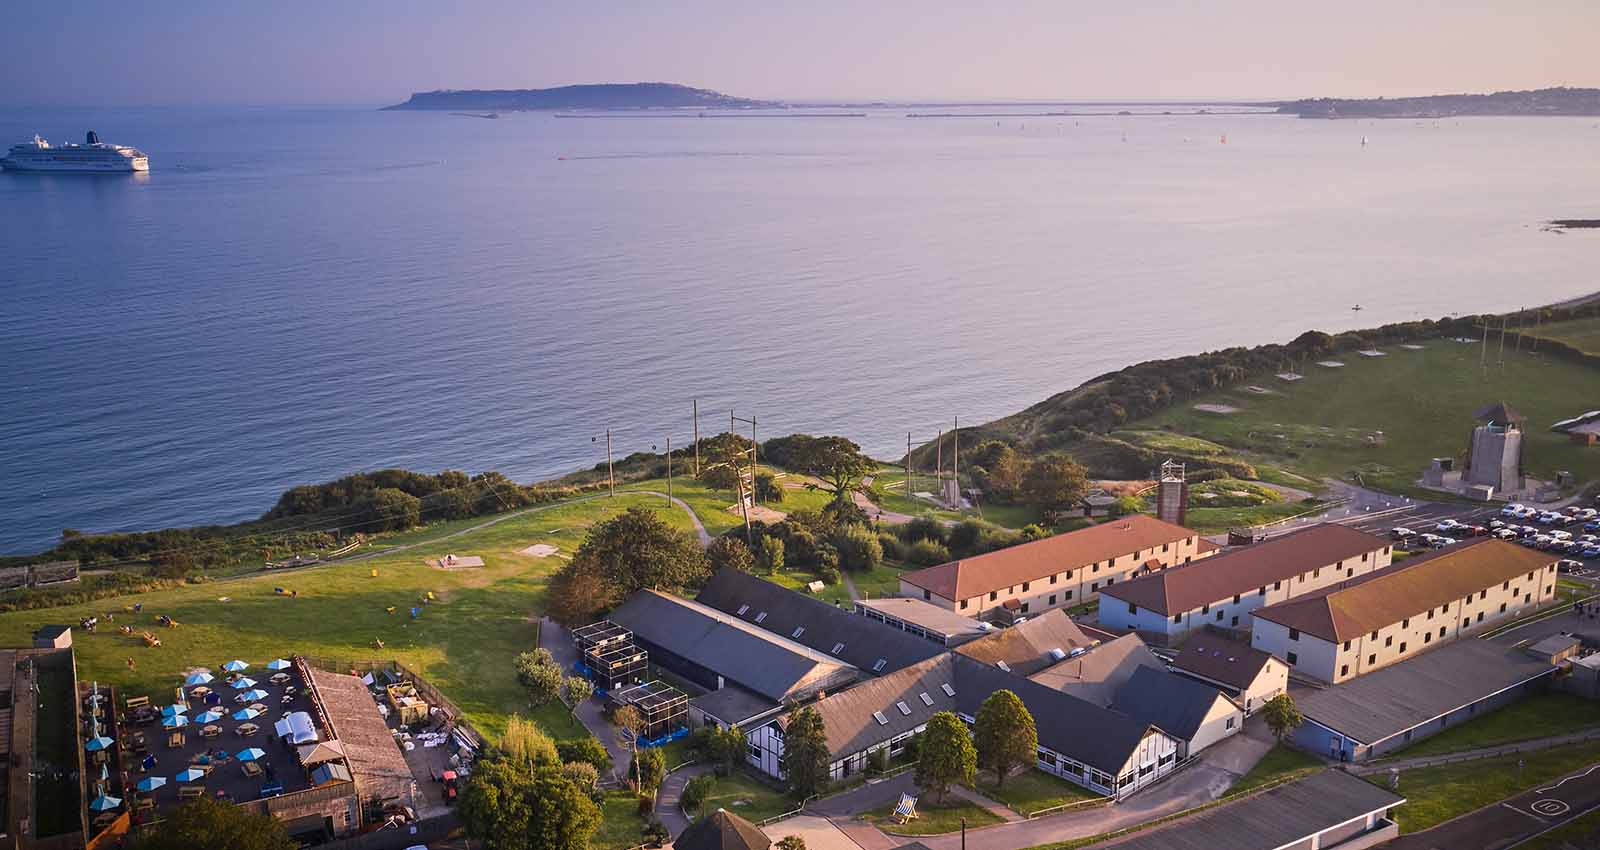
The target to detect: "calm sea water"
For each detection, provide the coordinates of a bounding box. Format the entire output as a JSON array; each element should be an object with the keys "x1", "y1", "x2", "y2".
[{"x1": 3, "y1": 105, "x2": 1598, "y2": 553}]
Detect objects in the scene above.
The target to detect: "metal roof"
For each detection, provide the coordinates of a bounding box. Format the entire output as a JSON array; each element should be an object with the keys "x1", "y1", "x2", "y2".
[
  {"x1": 689, "y1": 685, "x2": 780, "y2": 727},
  {"x1": 854, "y1": 597, "x2": 988, "y2": 643},
  {"x1": 956, "y1": 610, "x2": 1102, "y2": 676},
  {"x1": 1110, "y1": 666, "x2": 1238, "y2": 742},
  {"x1": 1027, "y1": 633, "x2": 1167, "y2": 708},
  {"x1": 1169, "y1": 639, "x2": 1281, "y2": 692},
  {"x1": 1294, "y1": 639, "x2": 1556, "y2": 744}
]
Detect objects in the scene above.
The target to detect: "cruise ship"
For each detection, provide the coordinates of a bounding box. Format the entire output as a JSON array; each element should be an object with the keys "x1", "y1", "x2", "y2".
[{"x1": 1, "y1": 131, "x2": 149, "y2": 173}]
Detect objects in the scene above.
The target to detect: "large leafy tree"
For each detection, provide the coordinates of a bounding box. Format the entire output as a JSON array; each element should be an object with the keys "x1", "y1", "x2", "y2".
[
  {"x1": 131, "y1": 797, "x2": 296, "y2": 850},
  {"x1": 915, "y1": 711, "x2": 977, "y2": 803},
  {"x1": 1021, "y1": 455, "x2": 1090, "y2": 519},
  {"x1": 569, "y1": 506, "x2": 708, "y2": 597},
  {"x1": 781, "y1": 706, "x2": 832, "y2": 800},
  {"x1": 1263, "y1": 693, "x2": 1304, "y2": 743},
  {"x1": 974, "y1": 690, "x2": 1038, "y2": 789},
  {"x1": 458, "y1": 757, "x2": 602, "y2": 850},
  {"x1": 545, "y1": 560, "x2": 617, "y2": 627},
  {"x1": 514, "y1": 650, "x2": 565, "y2": 707},
  {"x1": 706, "y1": 536, "x2": 755, "y2": 573},
  {"x1": 793, "y1": 436, "x2": 877, "y2": 508},
  {"x1": 631, "y1": 746, "x2": 666, "y2": 793}
]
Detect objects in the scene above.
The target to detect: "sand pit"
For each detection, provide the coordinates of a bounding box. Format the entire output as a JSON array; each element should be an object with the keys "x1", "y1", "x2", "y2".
[
  {"x1": 1193, "y1": 404, "x2": 1240, "y2": 414},
  {"x1": 1276, "y1": 372, "x2": 1303, "y2": 382},
  {"x1": 1358, "y1": 349, "x2": 1386, "y2": 357},
  {"x1": 427, "y1": 555, "x2": 484, "y2": 570},
  {"x1": 1316, "y1": 360, "x2": 1346, "y2": 368},
  {"x1": 1400, "y1": 344, "x2": 1425, "y2": 350},
  {"x1": 519, "y1": 544, "x2": 560, "y2": 558},
  {"x1": 729, "y1": 504, "x2": 787, "y2": 524}
]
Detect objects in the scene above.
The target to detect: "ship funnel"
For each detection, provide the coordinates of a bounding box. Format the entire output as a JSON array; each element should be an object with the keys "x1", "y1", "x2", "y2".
[{"x1": 86, "y1": 130, "x2": 101, "y2": 145}]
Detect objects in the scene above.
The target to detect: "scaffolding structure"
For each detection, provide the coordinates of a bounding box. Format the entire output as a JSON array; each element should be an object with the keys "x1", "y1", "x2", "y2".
[
  {"x1": 584, "y1": 641, "x2": 648, "y2": 693},
  {"x1": 573, "y1": 620, "x2": 633, "y2": 654},
  {"x1": 611, "y1": 680, "x2": 690, "y2": 744}
]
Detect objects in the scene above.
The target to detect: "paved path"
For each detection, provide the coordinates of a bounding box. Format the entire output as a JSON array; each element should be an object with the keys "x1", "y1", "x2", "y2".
[
  {"x1": 855, "y1": 478, "x2": 918, "y2": 526},
  {"x1": 1385, "y1": 759, "x2": 1600, "y2": 850},
  {"x1": 538, "y1": 617, "x2": 631, "y2": 782},
  {"x1": 657, "y1": 763, "x2": 715, "y2": 837}
]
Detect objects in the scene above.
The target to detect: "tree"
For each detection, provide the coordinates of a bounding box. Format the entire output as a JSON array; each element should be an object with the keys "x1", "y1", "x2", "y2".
[
  {"x1": 915, "y1": 711, "x2": 977, "y2": 803},
  {"x1": 1111, "y1": 495, "x2": 1144, "y2": 517},
  {"x1": 557, "y1": 737, "x2": 613, "y2": 776},
  {"x1": 571, "y1": 507, "x2": 708, "y2": 597},
  {"x1": 363, "y1": 487, "x2": 422, "y2": 532},
  {"x1": 515, "y1": 651, "x2": 564, "y2": 707},
  {"x1": 707, "y1": 724, "x2": 748, "y2": 775},
  {"x1": 757, "y1": 536, "x2": 785, "y2": 574},
  {"x1": 706, "y1": 536, "x2": 755, "y2": 573},
  {"x1": 546, "y1": 560, "x2": 617, "y2": 627},
  {"x1": 974, "y1": 690, "x2": 1037, "y2": 789},
  {"x1": 1263, "y1": 693, "x2": 1304, "y2": 743},
  {"x1": 500, "y1": 716, "x2": 560, "y2": 767},
  {"x1": 564, "y1": 676, "x2": 595, "y2": 713},
  {"x1": 793, "y1": 436, "x2": 877, "y2": 508},
  {"x1": 631, "y1": 746, "x2": 666, "y2": 793},
  {"x1": 777, "y1": 837, "x2": 808, "y2": 850},
  {"x1": 682, "y1": 773, "x2": 717, "y2": 812},
  {"x1": 781, "y1": 706, "x2": 831, "y2": 800},
  {"x1": 1022, "y1": 455, "x2": 1090, "y2": 519},
  {"x1": 458, "y1": 756, "x2": 602, "y2": 850},
  {"x1": 831, "y1": 524, "x2": 884, "y2": 571},
  {"x1": 130, "y1": 797, "x2": 296, "y2": 850},
  {"x1": 562, "y1": 760, "x2": 600, "y2": 790},
  {"x1": 699, "y1": 432, "x2": 755, "y2": 493},
  {"x1": 615, "y1": 705, "x2": 646, "y2": 790},
  {"x1": 755, "y1": 472, "x2": 785, "y2": 503}
]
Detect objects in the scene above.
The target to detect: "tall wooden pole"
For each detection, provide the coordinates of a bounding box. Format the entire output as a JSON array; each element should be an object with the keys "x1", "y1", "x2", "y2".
[
  {"x1": 906, "y1": 432, "x2": 913, "y2": 500},
  {"x1": 666, "y1": 436, "x2": 672, "y2": 503},
  {"x1": 606, "y1": 428, "x2": 615, "y2": 498},
  {"x1": 692, "y1": 399, "x2": 700, "y2": 476},
  {"x1": 952, "y1": 416, "x2": 960, "y2": 508},
  {"x1": 733, "y1": 410, "x2": 752, "y2": 543}
]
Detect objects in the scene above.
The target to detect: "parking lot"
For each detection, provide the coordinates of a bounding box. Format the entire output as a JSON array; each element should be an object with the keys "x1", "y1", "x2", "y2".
[{"x1": 1388, "y1": 759, "x2": 1600, "y2": 850}]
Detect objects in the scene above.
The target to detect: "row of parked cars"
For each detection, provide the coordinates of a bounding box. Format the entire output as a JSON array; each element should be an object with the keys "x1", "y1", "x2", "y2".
[
  {"x1": 1391, "y1": 509, "x2": 1600, "y2": 560},
  {"x1": 1500, "y1": 503, "x2": 1600, "y2": 527}
]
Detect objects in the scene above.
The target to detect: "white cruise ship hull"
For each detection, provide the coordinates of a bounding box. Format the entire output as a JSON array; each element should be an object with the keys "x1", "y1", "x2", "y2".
[{"x1": 1, "y1": 155, "x2": 148, "y2": 173}]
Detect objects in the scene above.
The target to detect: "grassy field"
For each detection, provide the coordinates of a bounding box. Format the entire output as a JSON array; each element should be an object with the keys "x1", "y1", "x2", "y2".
[
  {"x1": 1226, "y1": 745, "x2": 1324, "y2": 795},
  {"x1": 1184, "y1": 502, "x2": 1325, "y2": 534},
  {"x1": 1139, "y1": 340, "x2": 1600, "y2": 496},
  {"x1": 1375, "y1": 739, "x2": 1600, "y2": 832},
  {"x1": 592, "y1": 790, "x2": 649, "y2": 850},
  {"x1": 974, "y1": 768, "x2": 1102, "y2": 816},
  {"x1": 1528, "y1": 315, "x2": 1600, "y2": 355},
  {"x1": 689, "y1": 771, "x2": 796, "y2": 822},
  {"x1": 867, "y1": 797, "x2": 1005, "y2": 836},
  {"x1": 1382, "y1": 693, "x2": 1600, "y2": 760},
  {"x1": 0, "y1": 492, "x2": 705, "y2": 743}
]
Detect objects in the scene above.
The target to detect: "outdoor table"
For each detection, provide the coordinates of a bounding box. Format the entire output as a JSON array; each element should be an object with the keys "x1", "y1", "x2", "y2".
[
  {"x1": 167, "y1": 731, "x2": 184, "y2": 748},
  {"x1": 248, "y1": 703, "x2": 267, "y2": 713},
  {"x1": 200, "y1": 725, "x2": 221, "y2": 738},
  {"x1": 236, "y1": 722, "x2": 260, "y2": 736},
  {"x1": 269, "y1": 673, "x2": 291, "y2": 684},
  {"x1": 190, "y1": 686, "x2": 211, "y2": 698}
]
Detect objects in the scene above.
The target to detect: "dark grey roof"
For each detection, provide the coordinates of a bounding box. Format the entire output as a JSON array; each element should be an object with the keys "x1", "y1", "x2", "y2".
[
  {"x1": 675, "y1": 808, "x2": 771, "y2": 850},
  {"x1": 696, "y1": 569, "x2": 944, "y2": 674},
  {"x1": 1295, "y1": 639, "x2": 1556, "y2": 744},
  {"x1": 1101, "y1": 769, "x2": 1402, "y2": 850},
  {"x1": 1027, "y1": 633, "x2": 1165, "y2": 707},
  {"x1": 956, "y1": 609, "x2": 1102, "y2": 676},
  {"x1": 1169, "y1": 639, "x2": 1279, "y2": 692},
  {"x1": 1111, "y1": 666, "x2": 1237, "y2": 742},
  {"x1": 33, "y1": 625, "x2": 70, "y2": 640},
  {"x1": 801, "y1": 655, "x2": 959, "y2": 757},
  {"x1": 690, "y1": 685, "x2": 780, "y2": 727},
  {"x1": 608, "y1": 590, "x2": 859, "y2": 703}
]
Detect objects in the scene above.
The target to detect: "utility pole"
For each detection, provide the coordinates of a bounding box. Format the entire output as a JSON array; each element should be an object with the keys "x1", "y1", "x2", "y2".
[
  {"x1": 606, "y1": 429, "x2": 615, "y2": 497},
  {"x1": 1480, "y1": 320, "x2": 1490, "y2": 377},
  {"x1": 731, "y1": 410, "x2": 755, "y2": 543},
  {"x1": 906, "y1": 432, "x2": 914, "y2": 500},
  {"x1": 935, "y1": 429, "x2": 944, "y2": 493},
  {"x1": 692, "y1": 399, "x2": 701, "y2": 477},
  {"x1": 952, "y1": 415, "x2": 960, "y2": 508},
  {"x1": 1497, "y1": 318, "x2": 1508, "y2": 368},
  {"x1": 666, "y1": 436, "x2": 672, "y2": 503},
  {"x1": 751, "y1": 414, "x2": 760, "y2": 505}
]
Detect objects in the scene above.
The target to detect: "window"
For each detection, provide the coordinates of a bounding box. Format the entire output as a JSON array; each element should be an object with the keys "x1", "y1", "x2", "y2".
[
  {"x1": 737, "y1": 605, "x2": 750, "y2": 616},
  {"x1": 1202, "y1": 604, "x2": 1211, "y2": 614},
  {"x1": 1399, "y1": 642, "x2": 1407, "y2": 653},
  {"x1": 832, "y1": 642, "x2": 846, "y2": 654},
  {"x1": 1091, "y1": 582, "x2": 1100, "y2": 592},
  {"x1": 1233, "y1": 594, "x2": 1241, "y2": 604},
  {"x1": 1480, "y1": 590, "x2": 1488, "y2": 600},
  {"x1": 997, "y1": 661, "x2": 1012, "y2": 672},
  {"x1": 1340, "y1": 664, "x2": 1349, "y2": 677},
  {"x1": 1093, "y1": 563, "x2": 1101, "y2": 573},
  {"x1": 1226, "y1": 717, "x2": 1235, "y2": 730},
  {"x1": 1427, "y1": 609, "x2": 1434, "y2": 620},
  {"x1": 919, "y1": 693, "x2": 934, "y2": 706},
  {"x1": 1231, "y1": 615, "x2": 1239, "y2": 627},
  {"x1": 1049, "y1": 595, "x2": 1057, "y2": 606},
  {"x1": 990, "y1": 591, "x2": 998, "y2": 601},
  {"x1": 1259, "y1": 586, "x2": 1267, "y2": 596},
  {"x1": 1368, "y1": 654, "x2": 1376, "y2": 665},
  {"x1": 1401, "y1": 618, "x2": 1409, "y2": 628},
  {"x1": 1547, "y1": 585, "x2": 1554, "y2": 595},
  {"x1": 872, "y1": 711, "x2": 889, "y2": 726},
  {"x1": 1107, "y1": 578, "x2": 1115, "y2": 586},
  {"x1": 1347, "y1": 568, "x2": 1354, "y2": 578},
  {"x1": 1370, "y1": 630, "x2": 1379, "y2": 640},
  {"x1": 1313, "y1": 568, "x2": 1321, "y2": 579},
  {"x1": 1385, "y1": 636, "x2": 1393, "y2": 647},
  {"x1": 872, "y1": 659, "x2": 887, "y2": 672},
  {"x1": 1021, "y1": 602, "x2": 1030, "y2": 613},
  {"x1": 1439, "y1": 627, "x2": 1446, "y2": 638},
  {"x1": 1286, "y1": 652, "x2": 1298, "y2": 665},
  {"x1": 896, "y1": 701, "x2": 912, "y2": 716},
  {"x1": 1478, "y1": 612, "x2": 1485, "y2": 623},
  {"x1": 1159, "y1": 752, "x2": 1174, "y2": 765},
  {"x1": 1525, "y1": 594, "x2": 1532, "y2": 604},
  {"x1": 1289, "y1": 629, "x2": 1300, "y2": 641},
  {"x1": 941, "y1": 683, "x2": 955, "y2": 697},
  {"x1": 1022, "y1": 582, "x2": 1030, "y2": 592},
  {"x1": 923, "y1": 590, "x2": 931, "y2": 601},
  {"x1": 1500, "y1": 603, "x2": 1507, "y2": 613},
  {"x1": 1163, "y1": 542, "x2": 1170, "y2": 552},
  {"x1": 1363, "y1": 552, "x2": 1370, "y2": 561},
  {"x1": 1503, "y1": 581, "x2": 1510, "y2": 590},
  {"x1": 1274, "y1": 581, "x2": 1282, "y2": 591},
  {"x1": 960, "y1": 599, "x2": 969, "y2": 610},
  {"x1": 1128, "y1": 603, "x2": 1138, "y2": 615},
  {"x1": 1463, "y1": 618, "x2": 1471, "y2": 628},
  {"x1": 755, "y1": 612, "x2": 768, "y2": 623},
  {"x1": 1172, "y1": 614, "x2": 1182, "y2": 624},
  {"x1": 1343, "y1": 640, "x2": 1351, "y2": 651},
  {"x1": 1050, "y1": 575, "x2": 1058, "y2": 585},
  {"x1": 1216, "y1": 610, "x2": 1224, "y2": 621},
  {"x1": 1066, "y1": 590, "x2": 1074, "y2": 601},
  {"x1": 1424, "y1": 632, "x2": 1432, "y2": 644},
  {"x1": 792, "y1": 626, "x2": 806, "y2": 638}
]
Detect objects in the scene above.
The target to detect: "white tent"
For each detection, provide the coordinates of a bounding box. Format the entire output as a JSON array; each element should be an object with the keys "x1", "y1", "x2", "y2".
[{"x1": 274, "y1": 711, "x2": 318, "y2": 745}]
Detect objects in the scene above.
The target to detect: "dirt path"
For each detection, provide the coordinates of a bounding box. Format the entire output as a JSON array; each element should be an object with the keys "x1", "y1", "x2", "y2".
[{"x1": 854, "y1": 477, "x2": 917, "y2": 525}]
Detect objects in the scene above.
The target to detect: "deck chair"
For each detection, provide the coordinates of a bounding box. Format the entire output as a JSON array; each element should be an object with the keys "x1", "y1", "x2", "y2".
[{"x1": 893, "y1": 793, "x2": 918, "y2": 824}]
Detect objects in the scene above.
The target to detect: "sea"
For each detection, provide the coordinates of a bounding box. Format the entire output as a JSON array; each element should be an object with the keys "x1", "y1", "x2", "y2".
[{"x1": 3, "y1": 104, "x2": 1599, "y2": 554}]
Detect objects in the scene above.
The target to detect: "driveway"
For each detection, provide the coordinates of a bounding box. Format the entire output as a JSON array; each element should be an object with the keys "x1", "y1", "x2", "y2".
[
  {"x1": 538, "y1": 617, "x2": 631, "y2": 782},
  {"x1": 658, "y1": 764, "x2": 715, "y2": 837}
]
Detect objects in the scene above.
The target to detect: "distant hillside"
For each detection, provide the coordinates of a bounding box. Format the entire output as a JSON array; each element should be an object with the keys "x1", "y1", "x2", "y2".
[
  {"x1": 383, "y1": 82, "x2": 780, "y2": 111},
  {"x1": 1276, "y1": 87, "x2": 1600, "y2": 119}
]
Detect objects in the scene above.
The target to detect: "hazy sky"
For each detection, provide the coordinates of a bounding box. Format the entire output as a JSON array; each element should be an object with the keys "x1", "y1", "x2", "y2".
[{"x1": 4, "y1": 1, "x2": 1597, "y2": 106}]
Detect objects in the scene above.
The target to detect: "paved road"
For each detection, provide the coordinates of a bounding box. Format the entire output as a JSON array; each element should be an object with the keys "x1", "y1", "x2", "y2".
[
  {"x1": 538, "y1": 617, "x2": 632, "y2": 783},
  {"x1": 657, "y1": 763, "x2": 715, "y2": 837},
  {"x1": 1385, "y1": 759, "x2": 1600, "y2": 850}
]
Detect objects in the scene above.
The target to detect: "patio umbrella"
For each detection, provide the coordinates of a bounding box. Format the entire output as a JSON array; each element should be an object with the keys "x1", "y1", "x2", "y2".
[
  {"x1": 222, "y1": 660, "x2": 249, "y2": 672},
  {"x1": 160, "y1": 704, "x2": 188, "y2": 717},
  {"x1": 184, "y1": 672, "x2": 214, "y2": 686},
  {"x1": 89, "y1": 795, "x2": 122, "y2": 812},
  {"x1": 176, "y1": 768, "x2": 206, "y2": 783},
  {"x1": 85, "y1": 736, "x2": 114, "y2": 752},
  {"x1": 239, "y1": 689, "x2": 269, "y2": 702},
  {"x1": 230, "y1": 677, "x2": 258, "y2": 690},
  {"x1": 196, "y1": 708, "x2": 224, "y2": 723},
  {"x1": 236, "y1": 747, "x2": 266, "y2": 762},
  {"x1": 99, "y1": 763, "x2": 110, "y2": 783},
  {"x1": 266, "y1": 658, "x2": 291, "y2": 671},
  {"x1": 136, "y1": 776, "x2": 167, "y2": 792},
  {"x1": 232, "y1": 707, "x2": 261, "y2": 721},
  {"x1": 162, "y1": 715, "x2": 189, "y2": 729}
]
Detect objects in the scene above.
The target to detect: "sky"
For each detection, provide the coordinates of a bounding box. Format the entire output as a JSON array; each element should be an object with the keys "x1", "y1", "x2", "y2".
[{"x1": 3, "y1": 1, "x2": 1597, "y2": 106}]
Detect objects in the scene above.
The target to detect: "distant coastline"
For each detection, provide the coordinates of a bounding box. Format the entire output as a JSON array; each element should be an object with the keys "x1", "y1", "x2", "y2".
[
  {"x1": 383, "y1": 82, "x2": 778, "y2": 112},
  {"x1": 1274, "y1": 86, "x2": 1600, "y2": 119}
]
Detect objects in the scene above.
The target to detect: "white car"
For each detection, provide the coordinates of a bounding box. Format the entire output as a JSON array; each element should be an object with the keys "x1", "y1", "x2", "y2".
[
  {"x1": 1494, "y1": 528, "x2": 1519, "y2": 540},
  {"x1": 1552, "y1": 530, "x2": 1574, "y2": 541}
]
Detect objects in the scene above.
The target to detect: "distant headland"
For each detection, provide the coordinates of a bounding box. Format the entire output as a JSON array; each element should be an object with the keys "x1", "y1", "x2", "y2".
[
  {"x1": 382, "y1": 82, "x2": 780, "y2": 111},
  {"x1": 1274, "y1": 86, "x2": 1600, "y2": 119}
]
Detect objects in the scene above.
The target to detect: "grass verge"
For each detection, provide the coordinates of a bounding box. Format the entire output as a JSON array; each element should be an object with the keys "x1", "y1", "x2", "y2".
[
  {"x1": 973, "y1": 768, "x2": 1103, "y2": 816},
  {"x1": 1383, "y1": 693, "x2": 1600, "y2": 760},
  {"x1": 1226, "y1": 744, "x2": 1323, "y2": 795},
  {"x1": 1374, "y1": 739, "x2": 1600, "y2": 832},
  {"x1": 866, "y1": 797, "x2": 1005, "y2": 836}
]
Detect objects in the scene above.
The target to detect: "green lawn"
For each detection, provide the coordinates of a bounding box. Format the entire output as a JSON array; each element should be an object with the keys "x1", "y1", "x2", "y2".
[
  {"x1": 591, "y1": 790, "x2": 650, "y2": 850},
  {"x1": 0, "y1": 492, "x2": 704, "y2": 744},
  {"x1": 690, "y1": 772, "x2": 797, "y2": 823},
  {"x1": 1375, "y1": 740, "x2": 1600, "y2": 832},
  {"x1": 619, "y1": 469, "x2": 837, "y2": 537},
  {"x1": 1383, "y1": 693, "x2": 1600, "y2": 760},
  {"x1": 850, "y1": 561, "x2": 910, "y2": 601},
  {"x1": 1138, "y1": 340, "x2": 1600, "y2": 496},
  {"x1": 765, "y1": 567, "x2": 853, "y2": 605},
  {"x1": 1226, "y1": 745, "x2": 1324, "y2": 795},
  {"x1": 866, "y1": 797, "x2": 1006, "y2": 836},
  {"x1": 973, "y1": 769, "x2": 1102, "y2": 816},
  {"x1": 1184, "y1": 502, "x2": 1325, "y2": 534},
  {"x1": 1529, "y1": 315, "x2": 1600, "y2": 355}
]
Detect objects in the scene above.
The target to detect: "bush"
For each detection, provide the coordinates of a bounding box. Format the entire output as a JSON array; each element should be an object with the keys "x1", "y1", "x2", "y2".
[
  {"x1": 832, "y1": 524, "x2": 883, "y2": 572},
  {"x1": 901, "y1": 514, "x2": 947, "y2": 545},
  {"x1": 706, "y1": 536, "x2": 755, "y2": 572},
  {"x1": 869, "y1": 747, "x2": 891, "y2": 774},
  {"x1": 681, "y1": 773, "x2": 717, "y2": 812},
  {"x1": 557, "y1": 738, "x2": 613, "y2": 776},
  {"x1": 906, "y1": 540, "x2": 952, "y2": 567},
  {"x1": 876, "y1": 531, "x2": 904, "y2": 561},
  {"x1": 818, "y1": 564, "x2": 842, "y2": 586}
]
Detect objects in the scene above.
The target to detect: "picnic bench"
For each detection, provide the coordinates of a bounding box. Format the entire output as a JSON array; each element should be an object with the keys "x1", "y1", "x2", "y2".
[
  {"x1": 236, "y1": 722, "x2": 260, "y2": 736},
  {"x1": 179, "y1": 786, "x2": 205, "y2": 800},
  {"x1": 242, "y1": 761, "x2": 263, "y2": 778},
  {"x1": 200, "y1": 724, "x2": 221, "y2": 738},
  {"x1": 168, "y1": 731, "x2": 185, "y2": 749}
]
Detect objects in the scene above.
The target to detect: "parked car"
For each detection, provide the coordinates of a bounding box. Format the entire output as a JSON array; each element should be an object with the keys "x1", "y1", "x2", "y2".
[
  {"x1": 1560, "y1": 559, "x2": 1585, "y2": 572},
  {"x1": 1582, "y1": 546, "x2": 1600, "y2": 560},
  {"x1": 1391, "y1": 527, "x2": 1416, "y2": 540},
  {"x1": 1502, "y1": 503, "x2": 1527, "y2": 517},
  {"x1": 1586, "y1": 520, "x2": 1600, "y2": 533},
  {"x1": 1495, "y1": 528, "x2": 1520, "y2": 540}
]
